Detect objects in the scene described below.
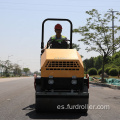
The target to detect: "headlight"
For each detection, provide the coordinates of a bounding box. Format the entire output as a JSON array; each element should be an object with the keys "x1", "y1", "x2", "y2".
[
  {"x1": 71, "y1": 80, "x2": 77, "y2": 85},
  {"x1": 48, "y1": 79, "x2": 54, "y2": 84}
]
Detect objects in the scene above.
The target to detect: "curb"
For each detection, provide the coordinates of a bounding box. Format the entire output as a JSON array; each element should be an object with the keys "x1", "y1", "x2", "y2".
[{"x1": 89, "y1": 81, "x2": 120, "y2": 90}]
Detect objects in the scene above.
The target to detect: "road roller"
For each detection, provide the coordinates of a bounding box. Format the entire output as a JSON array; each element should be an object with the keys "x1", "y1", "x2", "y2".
[{"x1": 34, "y1": 18, "x2": 89, "y2": 113}]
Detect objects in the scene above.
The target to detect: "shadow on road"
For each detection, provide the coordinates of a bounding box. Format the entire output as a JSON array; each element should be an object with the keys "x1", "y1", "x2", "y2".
[{"x1": 23, "y1": 104, "x2": 88, "y2": 119}]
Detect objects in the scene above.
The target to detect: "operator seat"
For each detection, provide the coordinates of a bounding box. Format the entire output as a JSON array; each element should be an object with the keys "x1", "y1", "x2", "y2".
[{"x1": 50, "y1": 40, "x2": 68, "y2": 49}]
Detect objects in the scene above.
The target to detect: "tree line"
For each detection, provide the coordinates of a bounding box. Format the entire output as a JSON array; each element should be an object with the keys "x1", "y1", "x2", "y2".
[
  {"x1": 0, "y1": 60, "x2": 30, "y2": 77},
  {"x1": 83, "y1": 50, "x2": 120, "y2": 76}
]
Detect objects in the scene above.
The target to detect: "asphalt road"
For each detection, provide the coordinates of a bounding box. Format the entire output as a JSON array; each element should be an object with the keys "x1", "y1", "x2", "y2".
[{"x1": 0, "y1": 77, "x2": 120, "y2": 120}]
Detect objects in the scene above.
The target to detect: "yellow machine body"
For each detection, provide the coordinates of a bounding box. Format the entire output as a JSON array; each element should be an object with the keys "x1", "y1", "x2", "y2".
[{"x1": 41, "y1": 49, "x2": 84, "y2": 78}]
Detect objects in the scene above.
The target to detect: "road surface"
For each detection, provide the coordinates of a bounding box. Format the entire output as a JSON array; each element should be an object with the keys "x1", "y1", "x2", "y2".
[{"x1": 0, "y1": 77, "x2": 120, "y2": 120}]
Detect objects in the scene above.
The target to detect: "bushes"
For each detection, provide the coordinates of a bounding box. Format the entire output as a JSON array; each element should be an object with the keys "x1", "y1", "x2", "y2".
[
  {"x1": 105, "y1": 67, "x2": 111, "y2": 75},
  {"x1": 87, "y1": 67, "x2": 119, "y2": 76},
  {"x1": 98, "y1": 68, "x2": 102, "y2": 75},
  {"x1": 88, "y1": 68, "x2": 97, "y2": 75},
  {"x1": 5, "y1": 73, "x2": 10, "y2": 77},
  {"x1": 109, "y1": 68, "x2": 118, "y2": 76}
]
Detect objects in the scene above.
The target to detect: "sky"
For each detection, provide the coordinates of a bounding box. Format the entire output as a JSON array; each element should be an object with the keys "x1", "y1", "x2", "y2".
[{"x1": 0, "y1": 0, "x2": 120, "y2": 72}]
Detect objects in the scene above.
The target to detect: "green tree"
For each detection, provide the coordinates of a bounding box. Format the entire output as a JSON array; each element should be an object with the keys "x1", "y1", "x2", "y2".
[
  {"x1": 73, "y1": 9, "x2": 120, "y2": 82},
  {"x1": 23, "y1": 68, "x2": 30, "y2": 75},
  {"x1": 34, "y1": 71, "x2": 41, "y2": 76},
  {"x1": 72, "y1": 43, "x2": 80, "y2": 51},
  {"x1": 89, "y1": 57, "x2": 94, "y2": 68},
  {"x1": 13, "y1": 64, "x2": 22, "y2": 76},
  {"x1": 94, "y1": 56, "x2": 102, "y2": 70},
  {"x1": 83, "y1": 57, "x2": 95, "y2": 73},
  {"x1": 0, "y1": 60, "x2": 12, "y2": 77},
  {"x1": 83, "y1": 59, "x2": 89, "y2": 73},
  {"x1": 98, "y1": 68, "x2": 102, "y2": 75},
  {"x1": 3, "y1": 60, "x2": 13, "y2": 77},
  {"x1": 0, "y1": 60, "x2": 4, "y2": 77},
  {"x1": 111, "y1": 51, "x2": 120, "y2": 66},
  {"x1": 72, "y1": 43, "x2": 83, "y2": 58}
]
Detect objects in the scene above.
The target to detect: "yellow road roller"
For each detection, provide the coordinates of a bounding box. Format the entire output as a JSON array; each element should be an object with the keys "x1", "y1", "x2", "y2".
[{"x1": 34, "y1": 18, "x2": 89, "y2": 113}]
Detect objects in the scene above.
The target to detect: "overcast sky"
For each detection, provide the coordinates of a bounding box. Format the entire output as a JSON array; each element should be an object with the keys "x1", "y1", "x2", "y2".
[{"x1": 0, "y1": 0, "x2": 120, "y2": 72}]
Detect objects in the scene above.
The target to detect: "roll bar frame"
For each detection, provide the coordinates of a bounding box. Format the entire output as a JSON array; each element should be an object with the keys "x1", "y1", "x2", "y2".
[{"x1": 41, "y1": 18, "x2": 73, "y2": 50}]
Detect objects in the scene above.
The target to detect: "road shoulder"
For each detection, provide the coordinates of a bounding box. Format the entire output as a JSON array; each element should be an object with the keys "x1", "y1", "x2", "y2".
[
  {"x1": 0, "y1": 77, "x2": 33, "y2": 83},
  {"x1": 89, "y1": 81, "x2": 120, "y2": 90}
]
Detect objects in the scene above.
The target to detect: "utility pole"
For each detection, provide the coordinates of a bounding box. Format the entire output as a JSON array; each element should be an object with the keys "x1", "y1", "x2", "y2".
[
  {"x1": 17, "y1": 60, "x2": 22, "y2": 76},
  {"x1": 107, "y1": 10, "x2": 118, "y2": 55},
  {"x1": 7, "y1": 55, "x2": 13, "y2": 76}
]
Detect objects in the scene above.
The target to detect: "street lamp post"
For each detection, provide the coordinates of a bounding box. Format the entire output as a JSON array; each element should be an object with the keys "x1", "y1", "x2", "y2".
[
  {"x1": 17, "y1": 60, "x2": 22, "y2": 76},
  {"x1": 7, "y1": 55, "x2": 13, "y2": 77}
]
